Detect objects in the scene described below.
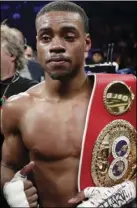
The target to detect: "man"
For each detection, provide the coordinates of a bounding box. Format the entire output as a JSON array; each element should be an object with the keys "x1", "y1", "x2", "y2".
[
  {"x1": 20, "y1": 41, "x2": 45, "y2": 82},
  {"x1": 27, "y1": 59, "x2": 45, "y2": 82},
  {"x1": 24, "y1": 45, "x2": 34, "y2": 60},
  {"x1": 23, "y1": 45, "x2": 45, "y2": 82},
  {"x1": 0, "y1": 23, "x2": 38, "y2": 207},
  {"x1": 0, "y1": 23, "x2": 38, "y2": 139},
  {"x1": 91, "y1": 50, "x2": 104, "y2": 64},
  {"x1": 1, "y1": 2, "x2": 136, "y2": 208}
]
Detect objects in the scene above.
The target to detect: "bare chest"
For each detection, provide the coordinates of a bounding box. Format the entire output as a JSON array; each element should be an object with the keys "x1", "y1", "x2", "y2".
[{"x1": 20, "y1": 98, "x2": 89, "y2": 160}]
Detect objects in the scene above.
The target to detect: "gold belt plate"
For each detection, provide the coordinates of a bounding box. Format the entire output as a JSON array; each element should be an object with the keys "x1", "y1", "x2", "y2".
[
  {"x1": 103, "y1": 81, "x2": 135, "y2": 115},
  {"x1": 91, "y1": 119, "x2": 136, "y2": 186}
]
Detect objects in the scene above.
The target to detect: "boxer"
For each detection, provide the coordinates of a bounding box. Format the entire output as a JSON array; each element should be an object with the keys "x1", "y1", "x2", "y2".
[{"x1": 1, "y1": 1, "x2": 136, "y2": 207}]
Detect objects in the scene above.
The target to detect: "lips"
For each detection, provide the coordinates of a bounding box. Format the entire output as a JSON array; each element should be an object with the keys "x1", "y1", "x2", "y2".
[{"x1": 48, "y1": 56, "x2": 70, "y2": 63}]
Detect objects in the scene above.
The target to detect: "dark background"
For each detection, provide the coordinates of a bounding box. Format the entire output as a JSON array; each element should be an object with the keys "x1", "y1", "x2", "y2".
[
  {"x1": 1, "y1": 1, "x2": 136, "y2": 49},
  {"x1": 1, "y1": 1, "x2": 137, "y2": 71}
]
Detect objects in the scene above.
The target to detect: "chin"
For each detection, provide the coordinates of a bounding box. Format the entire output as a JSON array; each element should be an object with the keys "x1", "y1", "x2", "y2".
[
  {"x1": 50, "y1": 73, "x2": 69, "y2": 81},
  {"x1": 48, "y1": 70, "x2": 70, "y2": 80},
  {"x1": 49, "y1": 68, "x2": 79, "y2": 81}
]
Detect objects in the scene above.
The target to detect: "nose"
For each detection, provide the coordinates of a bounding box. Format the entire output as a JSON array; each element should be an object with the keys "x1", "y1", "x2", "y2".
[{"x1": 50, "y1": 36, "x2": 66, "y2": 53}]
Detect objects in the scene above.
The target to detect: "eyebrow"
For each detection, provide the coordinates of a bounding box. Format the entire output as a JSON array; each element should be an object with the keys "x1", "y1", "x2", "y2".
[{"x1": 38, "y1": 25, "x2": 78, "y2": 35}]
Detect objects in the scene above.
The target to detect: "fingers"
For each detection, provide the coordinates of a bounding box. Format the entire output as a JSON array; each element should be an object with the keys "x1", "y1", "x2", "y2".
[
  {"x1": 27, "y1": 194, "x2": 38, "y2": 204},
  {"x1": 24, "y1": 180, "x2": 34, "y2": 190},
  {"x1": 68, "y1": 191, "x2": 85, "y2": 204},
  {"x1": 29, "y1": 202, "x2": 38, "y2": 207},
  {"x1": 20, "y1": 161, "x2": 35, "y2": 177},
  {"x1": 25, "y1": 186, "x2": 37, "y2": 197},
  {"x1": 24, "y1": 185, "x2": 38, "y2": 207}
]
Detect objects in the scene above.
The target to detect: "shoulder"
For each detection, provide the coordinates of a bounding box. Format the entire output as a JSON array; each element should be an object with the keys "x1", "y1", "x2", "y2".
[
  {"x1": 2, "y1": 81, "x2": 45, "y2": 111},
  {"x1": 1, "y1": 92, "x2": 30, "y2": 118},
  {"x1": 1, "y1": 82, "x2": 44, "y2": 133},
  {"x1": 7, "y1": 92, "x2": 30, "y2": 104},
  {"x1": 1, "y1": 92, "x2": 32, "y2": 124},
  {"x1": 1, "y1": 92, "x2": 30, "y2": 132},
  {"x1": 26, "y1": 81, "x2": 45, "y2": 97},
  {"x1": 2, "y1": 81, "x2": 45, "y2": 118}
]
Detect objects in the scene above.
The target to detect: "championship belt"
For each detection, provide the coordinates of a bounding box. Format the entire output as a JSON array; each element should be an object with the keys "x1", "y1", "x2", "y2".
[{"x1": 78, "y1": 74, "x2": 136, "y2": 191}]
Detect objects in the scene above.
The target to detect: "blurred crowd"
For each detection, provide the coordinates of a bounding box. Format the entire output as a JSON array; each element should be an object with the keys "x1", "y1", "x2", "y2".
[
  {"x1": 85, "y1": 22, "x2": 137, "y2": 75},
  {"x1": 17, "y1": 21, "x2": 137, "y2": 80},
  {"x1": 1, "y1": 1, "x2": 137, "y2": 82},
  {"x1": 0, "y1": 2, "x2": 136, "y2": 208}
]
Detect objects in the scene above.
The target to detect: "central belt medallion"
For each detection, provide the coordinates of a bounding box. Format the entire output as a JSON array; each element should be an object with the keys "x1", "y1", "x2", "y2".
[{"x1": 91, "y1": 119, "x2": 136, "y2": 187}]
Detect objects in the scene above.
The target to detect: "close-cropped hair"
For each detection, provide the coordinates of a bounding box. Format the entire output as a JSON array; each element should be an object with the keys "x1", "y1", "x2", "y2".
[
  {"x1": 36, "y1": 1, "x2": 89, "y2": 33},
  {"x1": 1, "y1": 23, "x2": 26, "y2": 71}
]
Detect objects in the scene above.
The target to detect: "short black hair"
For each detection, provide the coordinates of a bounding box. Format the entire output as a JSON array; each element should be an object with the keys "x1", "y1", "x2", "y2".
[{"x1": 36, "y1": 1, "x2": 89, "y2": 33}]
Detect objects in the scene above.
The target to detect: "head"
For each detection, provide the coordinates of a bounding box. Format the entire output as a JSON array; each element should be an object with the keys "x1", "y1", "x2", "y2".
[
  {"x1": 36, "y1": 1, "x2": 91, "y2": 80},
  {"x1": 92, "y1": 51, "x2": 104, "y2": 64},
  {"x1": 1, "y1": 24, "x2": 26, "y2": 78},
  {"x1": 24, "y1": 45, "x2": 34, "y2": 60}
]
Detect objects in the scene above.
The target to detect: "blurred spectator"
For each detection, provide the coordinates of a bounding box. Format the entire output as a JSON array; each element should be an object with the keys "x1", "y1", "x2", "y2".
[
  {"x1": 10, "y1": 28, "x2": 34, "y2": 80},
  {"x1": 116, "y1": 53, "x2": 136, "y2": 76},
  {"x1": 23, "y1": 44, "x2": 45, "y2": 82},
  {"x1": 86, "y1": 49, "x2": 104, "y2": 65},
  {"x1": 16, "y1": 36, "x2": 45, "y2": 81},
  {"x1": 9, "y1": 29, "x2": 44, "y2": 81},
  {"x1": 27, "y1": 59, "x2": 45, "y2": 82},
  {"x1": 92, "y1": 50, "x2": 104, "y2": 64},
  {"x1": 0, "y1": 22, "x2": 38, "y2": 127},
  {"x1": 24, "y1": 44, "x2": 34, "y2": 60},
  {"x1": 0, "y1": 22, "x2": 38, "y2": 208}
]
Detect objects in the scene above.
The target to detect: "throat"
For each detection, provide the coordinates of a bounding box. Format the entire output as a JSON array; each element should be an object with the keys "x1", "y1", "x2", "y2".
[
  {"x1": 0, "y1": 72, "x2": 15, "y2": 81},
  {"x1": 44, "y1": 74, "x2": 92, "y2": 100}
]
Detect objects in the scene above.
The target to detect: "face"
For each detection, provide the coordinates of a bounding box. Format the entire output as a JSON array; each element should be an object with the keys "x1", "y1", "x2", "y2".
[
  {"x1": 24, "y1": 46, "x2": 34, "y2": 60},
  {"x1": 36, "y1": 11, "x2": 91, "y2": 80},
  {"x1": 92, "y1": 53, "x2": 103, "y2": 64},
  {"x1": 1, "y1": 44, "x2": 15, "y2": 76}
]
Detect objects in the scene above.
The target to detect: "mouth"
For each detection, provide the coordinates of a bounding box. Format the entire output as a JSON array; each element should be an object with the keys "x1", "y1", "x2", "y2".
[
  {"x1": 49, "y1": 61, "x2": 68, "y2": 66},
  {"x1": 48, "y1": 56, "x2": 70, "y2": 64}
]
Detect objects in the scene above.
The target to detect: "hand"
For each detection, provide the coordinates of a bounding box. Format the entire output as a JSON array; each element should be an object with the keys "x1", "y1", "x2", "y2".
[
  {"x1": 3, "y1": 161, "x2": 38, "y2": 208},
  {"x1": 20, "y1": 161, "x2": 38, "y2": 207},
  {"x1": 68, "y1": 181, "x2": 136, "y2": 207}
]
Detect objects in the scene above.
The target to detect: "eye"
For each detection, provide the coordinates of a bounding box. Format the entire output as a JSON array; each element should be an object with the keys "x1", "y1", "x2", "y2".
[
  {"x1": 41, "y1": 35, "x2": 51, "y2": 43},
  {"x1": 64, "y1": 33, "x2": 76, "y2": 42}
]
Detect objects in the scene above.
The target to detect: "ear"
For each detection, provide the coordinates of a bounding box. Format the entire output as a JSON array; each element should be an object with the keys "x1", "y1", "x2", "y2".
[
  {"x1": 84, "y1": 33, "x2": 91, "y2": 53},
  {"x1": 36, "y1": 36, "x2": 38, "y2": 51},
  {"x1": 10, "y1": 54, "x2": 16, "y2": 61}
]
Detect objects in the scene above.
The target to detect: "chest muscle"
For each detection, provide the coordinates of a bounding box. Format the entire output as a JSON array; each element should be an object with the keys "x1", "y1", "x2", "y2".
[{"x1": 20, "y1": 99, "x2": 89, "y2": 160}]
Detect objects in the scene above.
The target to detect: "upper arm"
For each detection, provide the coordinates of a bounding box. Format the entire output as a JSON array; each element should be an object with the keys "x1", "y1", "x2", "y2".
[{"x1": 1, "y1": 98, "x2": 29, "y2": 171}]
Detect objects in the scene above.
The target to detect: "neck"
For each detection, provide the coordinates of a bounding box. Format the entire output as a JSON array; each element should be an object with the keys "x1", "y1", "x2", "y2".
[
  {"x1": 1, "y1": 64, "x2": 15, "y2": 81},
  {"x1": 0, "y1": 72, "x2": 15, "y2": 81},
  {"x1": 44, "y1": 70, "x2": 90, "y2": 100}
]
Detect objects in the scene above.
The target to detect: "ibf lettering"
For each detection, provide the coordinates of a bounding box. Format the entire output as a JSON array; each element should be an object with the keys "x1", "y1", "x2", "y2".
[{"x1": 107, "y1": 93, "x2": 129, "y2": 102}]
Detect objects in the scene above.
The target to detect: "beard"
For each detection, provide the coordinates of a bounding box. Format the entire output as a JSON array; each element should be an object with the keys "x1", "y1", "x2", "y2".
[{"x1": 48, "y1": 67, "x2": 79, "y2": 81}]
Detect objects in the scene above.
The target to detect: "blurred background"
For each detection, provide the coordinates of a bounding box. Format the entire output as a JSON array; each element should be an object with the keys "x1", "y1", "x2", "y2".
[
  {"x1": 1, "y1": 1, "x2": 137, "y2": 77},
  {"x1": 0, "y1": 2, "x2": 136, "y2": 207}
]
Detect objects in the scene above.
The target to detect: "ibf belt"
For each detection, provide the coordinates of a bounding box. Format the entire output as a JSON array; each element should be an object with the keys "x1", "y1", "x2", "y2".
[{"x1": 78, "y1": 74, "x2": 136, "y2": 191}]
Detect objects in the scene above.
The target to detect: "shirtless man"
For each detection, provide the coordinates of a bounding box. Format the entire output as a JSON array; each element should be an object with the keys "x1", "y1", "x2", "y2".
[{"x1": 1, "y1": 1, "x2": 136, "y2": 208}]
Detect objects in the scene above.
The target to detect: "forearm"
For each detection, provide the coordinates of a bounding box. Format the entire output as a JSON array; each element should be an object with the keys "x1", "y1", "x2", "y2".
[{"x1": 0, "y1": 163, "x2": 16, "y2": 188}]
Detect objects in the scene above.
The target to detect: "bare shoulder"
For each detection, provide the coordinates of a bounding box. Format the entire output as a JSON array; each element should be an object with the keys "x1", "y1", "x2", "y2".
[
  {"x1": 26, "y1": 81, "x2": 45, "y2": 98},
  {"x1": 1, "y1": 81, "x2": 45, "y2": 119},
  {"x1": 2, "y1": 92, "x2": 30, "y2": 112},
  {"x1": 4, "y1": 81, "x2": 44, "y2": 108},
  {"x1": 1, "y1": 82, "x2": 45, "y2": 134},
  {"x1": 1, "y1": 92, "x2": 30, "y2": 130}
]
